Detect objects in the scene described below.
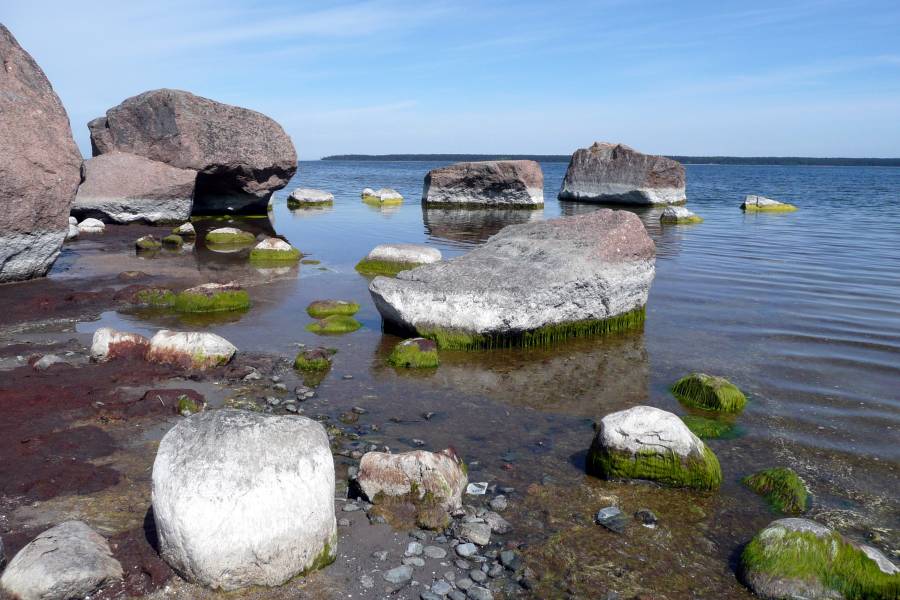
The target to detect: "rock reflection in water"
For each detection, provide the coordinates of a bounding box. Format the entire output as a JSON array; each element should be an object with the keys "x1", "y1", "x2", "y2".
[{"x1": 422, "y1": 205, "x2": 543, "y2": 246}]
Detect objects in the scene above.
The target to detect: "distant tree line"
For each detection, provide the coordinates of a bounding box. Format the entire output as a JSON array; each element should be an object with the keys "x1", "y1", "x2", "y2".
[{"x1": 320, "y1": 154, "x2": 900, "y2": 167}]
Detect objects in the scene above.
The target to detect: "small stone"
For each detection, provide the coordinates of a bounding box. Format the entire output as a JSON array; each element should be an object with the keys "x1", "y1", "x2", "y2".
[
  {"x1": 404, "y1": 556, "x2": 426, "y2": 567},
  {"x1": 342, "y1": 374, "x2": 353, "y2": 380},
  {"x1": 596, "y1": 506, "x2": 628, "y2": 533},
  {"x1": 459, "y1": 522, "x2": 492, "y2": 546},
  {"x1": 343, "y1": 503, "x2": 361, "y2": 512},
  {"x1": 499, "y1": 550, "x2": 520, "y2": 570},
  {"x1": 372, "y1": 550, "x2": 389, "y2": 561},
  {"x1": 32, "y1": 354, "x2": 66, "y2": 370},
  {"x1": 412, "y1": 438, "x2": 426, "y2": 447},
  {"x1": 243, "y1": 370, "x2": 262, "y2": 381},
  {"x1": 469, "y1": 569, "x2": 487, "y2": 583},
  {"x1": 466, "y1": 482, "x2": 488, "y2": 495},
  {"x1": 266, "y1": 396, "x2": 280, "y2": 406},
  {"x1": 338, "y1": 518, "x2": 351, "y2": 527},
  {"x1": 444, "y1": 570, "x2": 456, "y2": 582},
  {"x1": 489, "y1": 495, "x2": 508, "y2": 512},
  {"x1": 421, "y1": 592, "x2": 443, "y2": 600},
  {"x1": 467, "y1": 587, "x2": 493, "y2": 600},
  {"x1": 483, "y1": 511, "x2": 511, "y2": 535},
  {"x1": 406, "y1": 541, "x2": 424, "y2": 557},
  {"x1": 455, "y1": 543, "x2": 477, "y2": 558},
  {"x1": 273, "y1": 383, "x2": 287, "y2": 391},
  {"x1": 284, "y1": 404, "x2": 298, "y2": 413},
  {"x1": 448, "y1": 591, "x2": 467, "y2": 600},
  {"x1": 431, "y1": 579, "x2": 452, "y2": 596},
  {"x1": 423, "y1": 411, "x2": 436, "y2": 420},
  {"x1": 456, "y1": 577, "x2": 474, "y2": 590},
  {"x1": 383, "y1": 565, "x2": 414, "y2": 586},
  {"x1": 360, "y1": 574, "x2": 375, "y2": 588},
  {"x1": 352, "y1": 406, "x2": 367, "y2": 414},
  {"x1": 455, "y1": 559, "x2": 472, "y2": 570},
  {"x1": 424, "y1": 546, "x2": 447, "y2": 559},
  {"x1": 634, "y1": 508, "x2": 658, "y2": 526},
  {"x1": 488, "y1": 563, "x2": 504, "y2": 578}
]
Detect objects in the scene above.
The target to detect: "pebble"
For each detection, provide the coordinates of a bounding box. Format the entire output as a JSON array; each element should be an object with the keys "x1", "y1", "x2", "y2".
[
  {"x1": 469, "y1": 569, "x2": 487, "y2": 583},
  {"x1": 455, "y1": 559, "x2": 472, "y2": 569},
  {"x1": 342, "y1": 503, "x2": 361, "y2": 512},
  {"x1": 383, "y1": 565, "x2": 414, "y2": 585},
  {"x1": 448, "y1": 591, "x2": 467, "y2": 600},
  {"x1": 466, "y1": 482, "x2": 488, "y2": 495},
  {"x1": 456, "y1": 543, "x2": 477, "y2": 558},
  {"x1": 422, "y1": 411, "x2": 436, "y2": 420},
  {"x1": 456, "y1": 577, "x2": 474, "y2": 590},
  {"x1": 412, "y1": 438, "x2": 426, "y2": 447},
  {"x1": 634, "y1": 508, "x2": 658, "y2": 526},
  {"x1": 342, "y1": 374, "x2": 353, "y2": 380},
  {"x1": 271, "y1": 375, "x2": 282, "y2": 383},
  {"x1": 243, "y1": 370, "x2": 262, "y2": 381},
  {"x1": 284, "y1": 403, "x2": 298, "y2": 413},
  {"x1": 360, "y1": 574, "x2": 375, "y2": 588},
  {"x1": 406, "y1": 541, "x2": 424, "y2": 557},
  {"x1": 467, "y1": 586, "x2": 493, "y2": 600},
  {"x1": 424, "y1": 545, "x2": 447, "y2": 559},
  {"x1": 596, "y1": 506, "x2": 628, "y2": 533},
  {"x1": 266, "y1": 396, "x2": 280, "y2": 406},
  {"x1": 352, "y1": 406, "x2": 367, "y2": 414},
  {"x1": 431, "y1": 580, "x2": 452, "y2": 595},
  {"x1": 499, "y1": 550, "x2": 520, "y2": 570},
  {"x1": 489, "y1": 495, "x2": 508, "y2": 511},
  {"x1": 372, "y1": 550, "x2": 389, "y2": 561},
  {"x1": 488, "y1": 563, "x2": 504, "y2": 578},
  {"x1": 338, "y1": 518, "x2": 351, "y2": 527},
  {"x1": 459, "y1": 522, "x2": 491, "y2": 546},
  {"x1": 421, "y1": 592, "x2": 443, "y2": 600},
  {"x1": 404, "y1": 557, "x2": 426, "y2": 567}
]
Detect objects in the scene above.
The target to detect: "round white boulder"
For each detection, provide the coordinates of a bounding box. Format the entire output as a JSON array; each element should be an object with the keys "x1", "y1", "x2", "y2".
[
  {"x1": 598, "y1": 405, "x2": 705, "y2": 458},
  {"x1": 152, "y1": 409, "x2": 337, "y2": 590},
  {"x1": 77, "y1": 218, "x2": 106, "y2": 233},
  {"x1": 366, "y1": 243, "x2": 442, "y2": 265}
]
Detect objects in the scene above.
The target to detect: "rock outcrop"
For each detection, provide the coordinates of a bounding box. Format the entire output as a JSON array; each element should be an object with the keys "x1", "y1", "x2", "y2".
[
  {"x1": 147, "y1": 330, "x2": 237, "y2": 369},
  {"x1": 72, "y1": 151, "x2": 195, "y2": 223},
  {"x1": 369, "y1": 210, "x2": 655, "y2": 349},
  {"x1": 0, "y1": 25, "x2": 82, "y2": 283},
  {"x1": 152, "y1": 410, "x2": 336, "y2": 590},
  {"x1": 89, "y1": 89, "x2": 296, "y2": 214},
  {"x1": 422, "y1": 160, "x2": 544, "y2": 207},
  {"x1": 0, "y1": 520, "x2": 123, "y2": 600},
  {"x1": 558, "y1": 142, "x2": 685, "y2": 205},
  {"x1": 587, "y1": 405, "x2": 722, "y2": 489}
]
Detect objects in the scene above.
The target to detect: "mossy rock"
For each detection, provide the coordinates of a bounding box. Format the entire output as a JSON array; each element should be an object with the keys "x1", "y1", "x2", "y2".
[
  {"x1": 173, "y1": 289, "x2": 250, "y2": 313},
  {"x1": 672, "y1": 372, "x2": 747, "y2": 413},
  {"x1": 743, "y1": 467, "x2": 809, "y2": 514},
  {"x1": 204, "y1": 228, "x2": 257, "y2": 246},
  {"x1": 354, "y1": 258, "x2": 423, "y2": 277},
  {"x1": 305, "y1": 315, "x2": 362, "y2": 335},
  {"x1": 388, "y1": 338, "x2": 440, "y2": 368},
  {"x1": 162, "y1": 234, "x2": 184, "y2": 248},
  {"x1": 299, "y1": 533, "x2": 338, "y2": 576},
  {"x1": 681, "y1": 415, "x2": 739, "y2": 439},
  {"x1": 419, "y1": 307, "x2": 646, "y2": 350},
  {"x1": 134, "y1": 288, "x2": 177, "y2": 307},
  {"x1": 743, "y1": 203, "x2": 798, "y2": 213},
  {"x1": 306, "y1": 300, "x2": 360, "y2": 318},
  {"x1": 249, "y1": 246, "x2": 301, "y2": 263},
  {"x1": 135, "y1": 235, "x2": 162, "y2": 251},
  {"x1": 294, "y1": 347, "x2": 337, "y2": 372},
  {"x1": 587, "y1": 446, "x2": 723, "y2": 491},
  {"x1": 741, "y1": 520, "x2": 899, "y2": 599},
  {"x1": 362, "y1": 193, "x2": 403, "y2": 206},
  {"x1": 176, "y1": 395, "x2": 203, "y2": 416},
  {"x1": 661, "y1": 215, "x2": 704, "y2": 224}
]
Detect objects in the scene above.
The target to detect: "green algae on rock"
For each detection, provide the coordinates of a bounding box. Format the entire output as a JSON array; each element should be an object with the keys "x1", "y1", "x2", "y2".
[
  {"x1": 248, "y1": 237, "x2": 301, "y2": 263},
  {"x1": 306, "y1": 300, "x2": 360, "y2": 318},
  {"x1": 134, "y1": 287, "x2": 177, "y2": 307},
  {"x1": 173, "y1": 283, "x2": 250, "y2": 313},
  {"x1": 204, "y1": 227, "x2": 257, "y2": 246},
  {"x1": 172, "y1": 222, "x2": 195, "y2": 237},
  {"x1": 361, "y1": 187, "x2": 403, "y2": 205},
  {"x1": 161, "y1": 234, "x2": 183, "y2": 248},
  {"x1": 356, "y1": 243, "x2": 442, "y2": 277},
  {"x1": 288, "y1": 188, "x2": 334, "y2": 208},
  {"x1": 672, "y1": 372, "x2": 747, "y2": 413},
  {"x1": 305, "y1": 315, "x2": 362, "y2": 334},
  {"x1": 741, "y1": 194, "x2": 798, "y2": 212},
  {"x1": 135, "y1": 235, "x2": 162, "y2": 251},
  {"x1": 388, "y1": 338, "x2": 439, "y2": 368},
  {"x1": 740, "y1": 518, "x2": 899, "y2": 600},
  {"x1": 176, "y1": 394, "x2": 203, "y2": 416},
  {"x1": 355, "y1": 259, "x2": 424, "y2": 277},
  {"x1": 681, "y1": 415, "x2": 738, "y2": 440},
  {"x1": 587, "y1": 406, "x2": 722, "y2": 490},
  {"x1": 660, "y1": 206, "x2": 703, "y2": 224},
  {"x1": 743, "y1": 467, "x2": 809, "y2": 514},
  {"x1": 293, "y1": 347, "x2": 336, "y2": 372}
]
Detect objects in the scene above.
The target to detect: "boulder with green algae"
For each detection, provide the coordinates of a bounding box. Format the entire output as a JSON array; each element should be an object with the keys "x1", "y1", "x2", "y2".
[
  {"x1": 681, "y1": 415, "x2": 737, "y2": 439},
  {"x1": 172, "y1": 222, "x2": 195, "y2": 237},
  {"x1": 173, "y1": 282, "x2": 249, "y2": 313},
  {"x1": 135, "y1": 235, "x2": 162, "y2": 251},
  {"x1": 356, "y1": 243, "x2": 442, "y2": 277},
  {"x1": 249, "y1": 237, "x2": 301, "y2": 262},
  {"x1": 388, "y1": 338, "x2": 439, "y2": 368},
  {"x1": 162, "y1": 234, "x2": 183, "y2": 248},
  {"x1": 741, "y1": 194, "x2": 798, "y2": 213},
  {"x1": 288, "y1": 188, "x2": 334, "y2": 208},
  {"x1": 204, "y1": 227, "x2": 256, "y2": 246},
  {"x1": 743, "y1": 467, "x2": 809, "y2": 514},
  {"x1": 306, "y1": 300, "x2": 359, "y2": 318},
  {"x1": 672, "y1": 372, "x2": 747, "y2": 413},
  {"x1": 740, "y1": 518, "x2": 899, "y2": 600},
  {"x1": 293, "y1": 347, "x2": 336, "y2": 372},
  {"x1": 305, "y1": 315, "x2": 361, "y2": 334},
  {"x1": 660, "y1": 206, "x2": 703, "y2": 224},
  {"x1": 361, "y1": 187, "x2": 403, "y2": 205},
  {"x1": 587, "y1": 405, "x2": 722, "y2": 490}
]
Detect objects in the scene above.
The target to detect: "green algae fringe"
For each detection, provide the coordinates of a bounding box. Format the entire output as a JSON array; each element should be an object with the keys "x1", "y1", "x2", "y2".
[
  {"x1": 288, "y1": 198, "x2": 334, "y2": 209},
  {"x1": 135, "y1": 289, "x2": 177, "y2": 307},
  {"x1": 305, "y1": 315, "x2": 362, "y2": 334},
  {"x1": 681, "y1": 415, "x2": 738, "y2": 440},
  {"x1": 672, "y1": 372, "x2": 747, "y2": 413},
  {"x1": 355, "y1": 258, "x2": 423, "y2": 277},
  {"x1": 176, "y1": 395, "x2": 200, "y2": 415},
  {"x1": 741, "y1": 529, "x2": 899, "y2": 599},
  {"x1": 388, "y1": 342, "x2": 440, "y2": 368},
  {"x1": 417, "y1": 307, "x2": 646, "y2": 350},
  {"x1": 587, "y1": 445, "x2": 722, "y2": 490},
  {"x1": 743, "y1": 467, "x2": 809, "y2": 514},
  {"x1": 135, "y1": 237, "x2": 162, "y2": 251},
  {"x1": 205, "y1": 230, "x2": 257, "y2": 245},
  {"x1": 362, "y1": 194, "x2": 403, "y2": 206},
  {"x1": 661, "y1": 215, "x2": 704, "y2": 224},
  {"x1": 307, "y1": 300, "x2": 360, "y2": 318},
  {"x1": 173, "y1": 290, "x2": 250, "y2": 313},
  {"x1": 742, "y1": 203, "x2": 798, "y2": 213},
  {"x1": 249, "y1": 247, "x2": 302, "y2": 263}
]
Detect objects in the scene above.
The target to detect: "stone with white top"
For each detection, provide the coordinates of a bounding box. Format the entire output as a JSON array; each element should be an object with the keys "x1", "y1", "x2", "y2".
[
  {"x1": 147, "y1": 330, "x2": 237, "y2": 369},
  {"x1": 77, "y1": 218, "x2": 106, "y2": 234},
  {"x1": 366, "y1": 243, "x2": 442, "y2": 265},
  {"x1": 423, "y1": 160, "x2": 544, "y2": 207}
]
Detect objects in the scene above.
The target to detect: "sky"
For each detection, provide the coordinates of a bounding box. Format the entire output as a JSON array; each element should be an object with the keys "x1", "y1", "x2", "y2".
[{"x1": 4, "y1": 0, "x2": 900, "y2": 159}]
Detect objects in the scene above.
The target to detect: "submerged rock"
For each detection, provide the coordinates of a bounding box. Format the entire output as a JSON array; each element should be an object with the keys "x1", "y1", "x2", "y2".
[
  {"x1": 147, "y1": 330, "x2": 237, "y2": 369},
  {"x1": 249, "y1": 237, "x2": 301, "y2": 262},
  {"x1": 388, "y1": 338, "x2": 440, "y2": 368},
  {"x1": 307, "y1": 300, "x2": 359, "y2": 318},
  {"x1": 741, "y1": 194, "x2": 798, "y2": 212},
  {"x1": 293, "y1": 346, "x2": 336, "y2": 371},
  {"x1": 356, "y1": 243, "x2": 442, "y2": 277},
  {"x1": 162, "y1": 233, "x2": 183, "y2": 248},
  {"x1": 90, "y1": 327, "x2": 150, "y2": 361},
  {"x1": 587, "y1": 405, "x2": 722, "y2": 490},
  {"x1": 0, "y1": 25, "x2": 82, "y2": 283},
  {"x1": 369, "y1": 210, "x2": 655, "y2": 349},
  {"x1": 361, "y1": 187, "x2": 403, "y2": 205},
  {"x1": 172, "y1": 221, "x2": 196, "y2": 237},
  {"x1": 89, "y1": 89, "x2": 296, "y2": 213},
  {"x1": 559, "y1": 142, "x2": 685, "y2": 205},
  {"x1": 660, "y1": 206, "x2": 703, "y2": 224},
  {"x1": 205, "y1": 227, "x2": 256, "y2": 246},
  {"x1": 305, "y1": 315, "x2": 362, "y2": 335},
  {"x1": 743, "y1": 467, "x2": 809, "y2": 514},
  {"x1": 72, "y1": 151, "x2": 195, "y2": 223},
  {"x1": 288, "y1": 188, "x2": 334, "y2": 208},
  {"x1": 672, "y1": 372, "x2": 747, "y2": 413},
  {"x1": 135, "y1": 235, "x2": 162, "y2": 251},
  {"x1": 77, "y1": 218, "x2": 106, "y2": 234},
  {"x1": 422, "y1": 160, "x2": 544, "y2": 207},
  {"x1": 0, "y1": 520, "x2": 123, "y2": 600},
  {"x1": 741, "y1": 518, "x2": 899, "y2": 599},
  {"x1": 152, "y1": 410, "x2": 336, "y2": 590},
  {"x1": 176, "y1": 282, "x2": 250, "y2": 312}
]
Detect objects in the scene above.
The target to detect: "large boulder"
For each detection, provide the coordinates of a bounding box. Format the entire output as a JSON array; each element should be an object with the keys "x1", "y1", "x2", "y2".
[
  {"x1": 89, "y1": 89, "x2": 296, "y2": 214},
  {"x1": 152, "y1": 410, "x2": 336, "y2": 590},
  {"x1": 72, "y1": 151, "x2": 195, "y2": 223},
  {"x1": 587, "y1": 405, "x2": 722, "y2": 489},
  {"x1": 369, "y1": 209, "x2": 655, "y2": 349},
  {"x1": 0, "y1": 25, "x2": 82, "y2": 283},
  {"x1": 0, "y1": 520, "x2": 123, "y2": 600},
  {"x1": 422, "y1": 160, "x2": 544, "y2": 207},
  {"x1": 558, "y1": 142, "x2": 685, "y2": 205},
  {"x1": 740, "y1": 518, "x2": 899, "y2": 599}
]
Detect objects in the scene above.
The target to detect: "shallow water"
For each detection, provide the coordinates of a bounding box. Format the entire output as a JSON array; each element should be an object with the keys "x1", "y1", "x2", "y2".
[{"x1": 68, "y1": 160, "x2": 900, "y2": 593}]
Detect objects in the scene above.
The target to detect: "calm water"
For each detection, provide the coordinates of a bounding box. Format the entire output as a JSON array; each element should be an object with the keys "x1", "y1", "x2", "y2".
[{"x1": 78, "y1": 160, "x2": 900, "y2": 567}]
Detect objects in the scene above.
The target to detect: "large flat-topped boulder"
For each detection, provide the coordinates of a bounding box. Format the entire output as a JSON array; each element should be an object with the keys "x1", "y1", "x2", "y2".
[
  {"x1": 423, "y1": 160, "x2": 544, "y2": 207},
  {"x1": 72, "y1": 152, "x2": 195, "y2": 223},
  {"x1": 0, "y1": 25, "x2": 82, "y2": 282},
  {"x1": 89, "y1": 89, "x2": 297, "y2": 214},
  {"x1": 559, "y1": 142, "x2": 685, "y2": 205},
  {"x1": 369, "y1": 209, "x2": 655, "y2": 349}
]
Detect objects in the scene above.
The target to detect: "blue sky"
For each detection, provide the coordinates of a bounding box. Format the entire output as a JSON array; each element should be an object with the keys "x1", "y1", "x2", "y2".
[{"x1": 4, "y1": 0, "x2": 900, "y2": 159}]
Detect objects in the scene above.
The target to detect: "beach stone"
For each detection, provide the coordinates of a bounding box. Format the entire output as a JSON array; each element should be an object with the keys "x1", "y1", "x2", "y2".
[
  {"x1": 250, "y1": 237, "x2": 300, "y2": 262},
  {"x1": 151, "y1": 410, "x2": 336, "y2": 590},
  {"x1": 89, "y1": 88, "x2": 296, "y2": 213},
  {"x1": 595, "y1": 506, "x2": 628, "y2": 533},
  {"x1": 467, "y1": 586, "x2": 493, "y2": 600},
  {"x1": 470, "y1": 569, "x2": 487, "y2": 583},
  {"x1": 423, "y1": 160, "x2": 544, "y2": 207},
  {"x1": 32, "y1": 354, "x2": 66, "y2": 371},
  {"x1": 383, "y1": 565, "x2": 414, "y2": 586},
  {"x1": 406, "y1": 541, "x2": 424, "y2": 557},
  {"x1": 424, "y1": 545, "x2": 447, "y2": 559},
  {"x1": 72, "y1": 151, "x2": 196, "y2": 223},
  {"x1": 90, "y1": 327, "x2": 151, "y2": 361},
  {"x1": 482, "y1": 511, "x2": 511, "y2": 535},
  {"x1": 500, "y1": 550, "x2": 520, "y2": 570},
  {"x1": 147, "y1": 330, "x2": 237, "y2": 369},
  {"x1": 489, "y1": 495, "x2": 508, "y2": 512},
  {"x1": 558, "y1": 142, "x2": 686, "y2": 205},
  {"x1": 403, "y1": 557, "x2": 426, "y2": 567},
  {"x1": 431, "y1": 579, "x2": 452, "y2": 595},
  {"x1": 77, "y1": 218, "x2": 106, "y2": 234},
  {"x1": 422, "y1": 592, "x2": 443, "y2": 600},
  {"x1": 459, "y1": 522, "x2": 492, "y2": 546},
  {"x1": 0, "y1": 521, "x2": 123, "y2": 600},
  {"x1": 289, "y1": 188, "x2": 334, "y2": 206},
  {"x1": 369, "y1": 210, "x2": 655, "y2": 348},
  {"x1": 587, "y1": 406, "x2": 722, "y2": 489},
  {"x1": 362, "y1": 187, "x2": 403, "y2": 204},
  {"x1": 741, "y1": 194, "x2": 797, "y2": 212},
  {"x1": 456, "y1": 543, "x2": 477, "y2": 558},
  {"x1": 660, "y1": 206, "x2": 702, "y2": 224},
  {"x1": 367, "y1": 243, "x2": 443, "y2": 265},
  {"x1": 0, "y1": 25, "x2": 82, "y2": 283},
  {"x1": 358, "y1": 448, "x2": 468, "y2": 512}
]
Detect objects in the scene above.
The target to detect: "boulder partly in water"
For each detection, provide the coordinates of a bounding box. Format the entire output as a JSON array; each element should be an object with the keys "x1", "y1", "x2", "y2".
[
  {"x1": 369, "y1": 210, "x2": 655, "y2": 349},
  {"x1": 558, "y1": 142, "x2": 685, "y2": 205},
  {"x1": 741, "y1": 194, "x2": 798, "y2": 212},
  {"x1": 356, "y1": 243, "x2": 442, "y2": 277},
  {"x1": 147, "y1": 330, "x2": 237, "y2": 369},
  {"x1": 422, "y1": 160, "x2": 544, "y2": 207}
]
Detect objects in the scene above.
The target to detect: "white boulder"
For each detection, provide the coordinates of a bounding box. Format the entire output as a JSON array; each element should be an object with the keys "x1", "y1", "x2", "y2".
[
  {"x1": 366, "y1": 243, "x2": 442, "y2": 265},
  {"x1": 152, "y1": 409, "x2": 336, "y2": 590},
  {"x1": 172, "y1": 221, "x2": 195, "y2": 236},
  {"x1": 659, "y1": 206, "x2": 702, "y2": 224},
  {"x1": 289, "y1": 188, "x2": 334, "y2": 205},
  {"x1": 147, "y1": 330, "x2": 236, "y2": 369},
  {"x1": 77, "y1": 217, "x2": 106, "y2": 233},
  {"x1": 362, "y1": 187, "x2": 403, "y2": 203},
  {"x1": 357, "y1": 448, "x2": 468, "y2": 512},
  {"x1": 90, "y1": 327, "x2": 150, "y2": 361},
  {"x1": 0, "y1": 521, "x2": 123, "y2": 600}
]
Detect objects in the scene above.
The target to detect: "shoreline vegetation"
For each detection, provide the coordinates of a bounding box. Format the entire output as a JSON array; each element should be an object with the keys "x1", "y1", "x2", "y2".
[{"x1": 320, "y1": 153, "x2": 900, "y2": 167}]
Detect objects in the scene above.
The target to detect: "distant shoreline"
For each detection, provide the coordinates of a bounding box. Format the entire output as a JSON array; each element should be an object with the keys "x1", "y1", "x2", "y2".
[{"x1": 320, "y1": 154, "x2": 900, "y2": 167}]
